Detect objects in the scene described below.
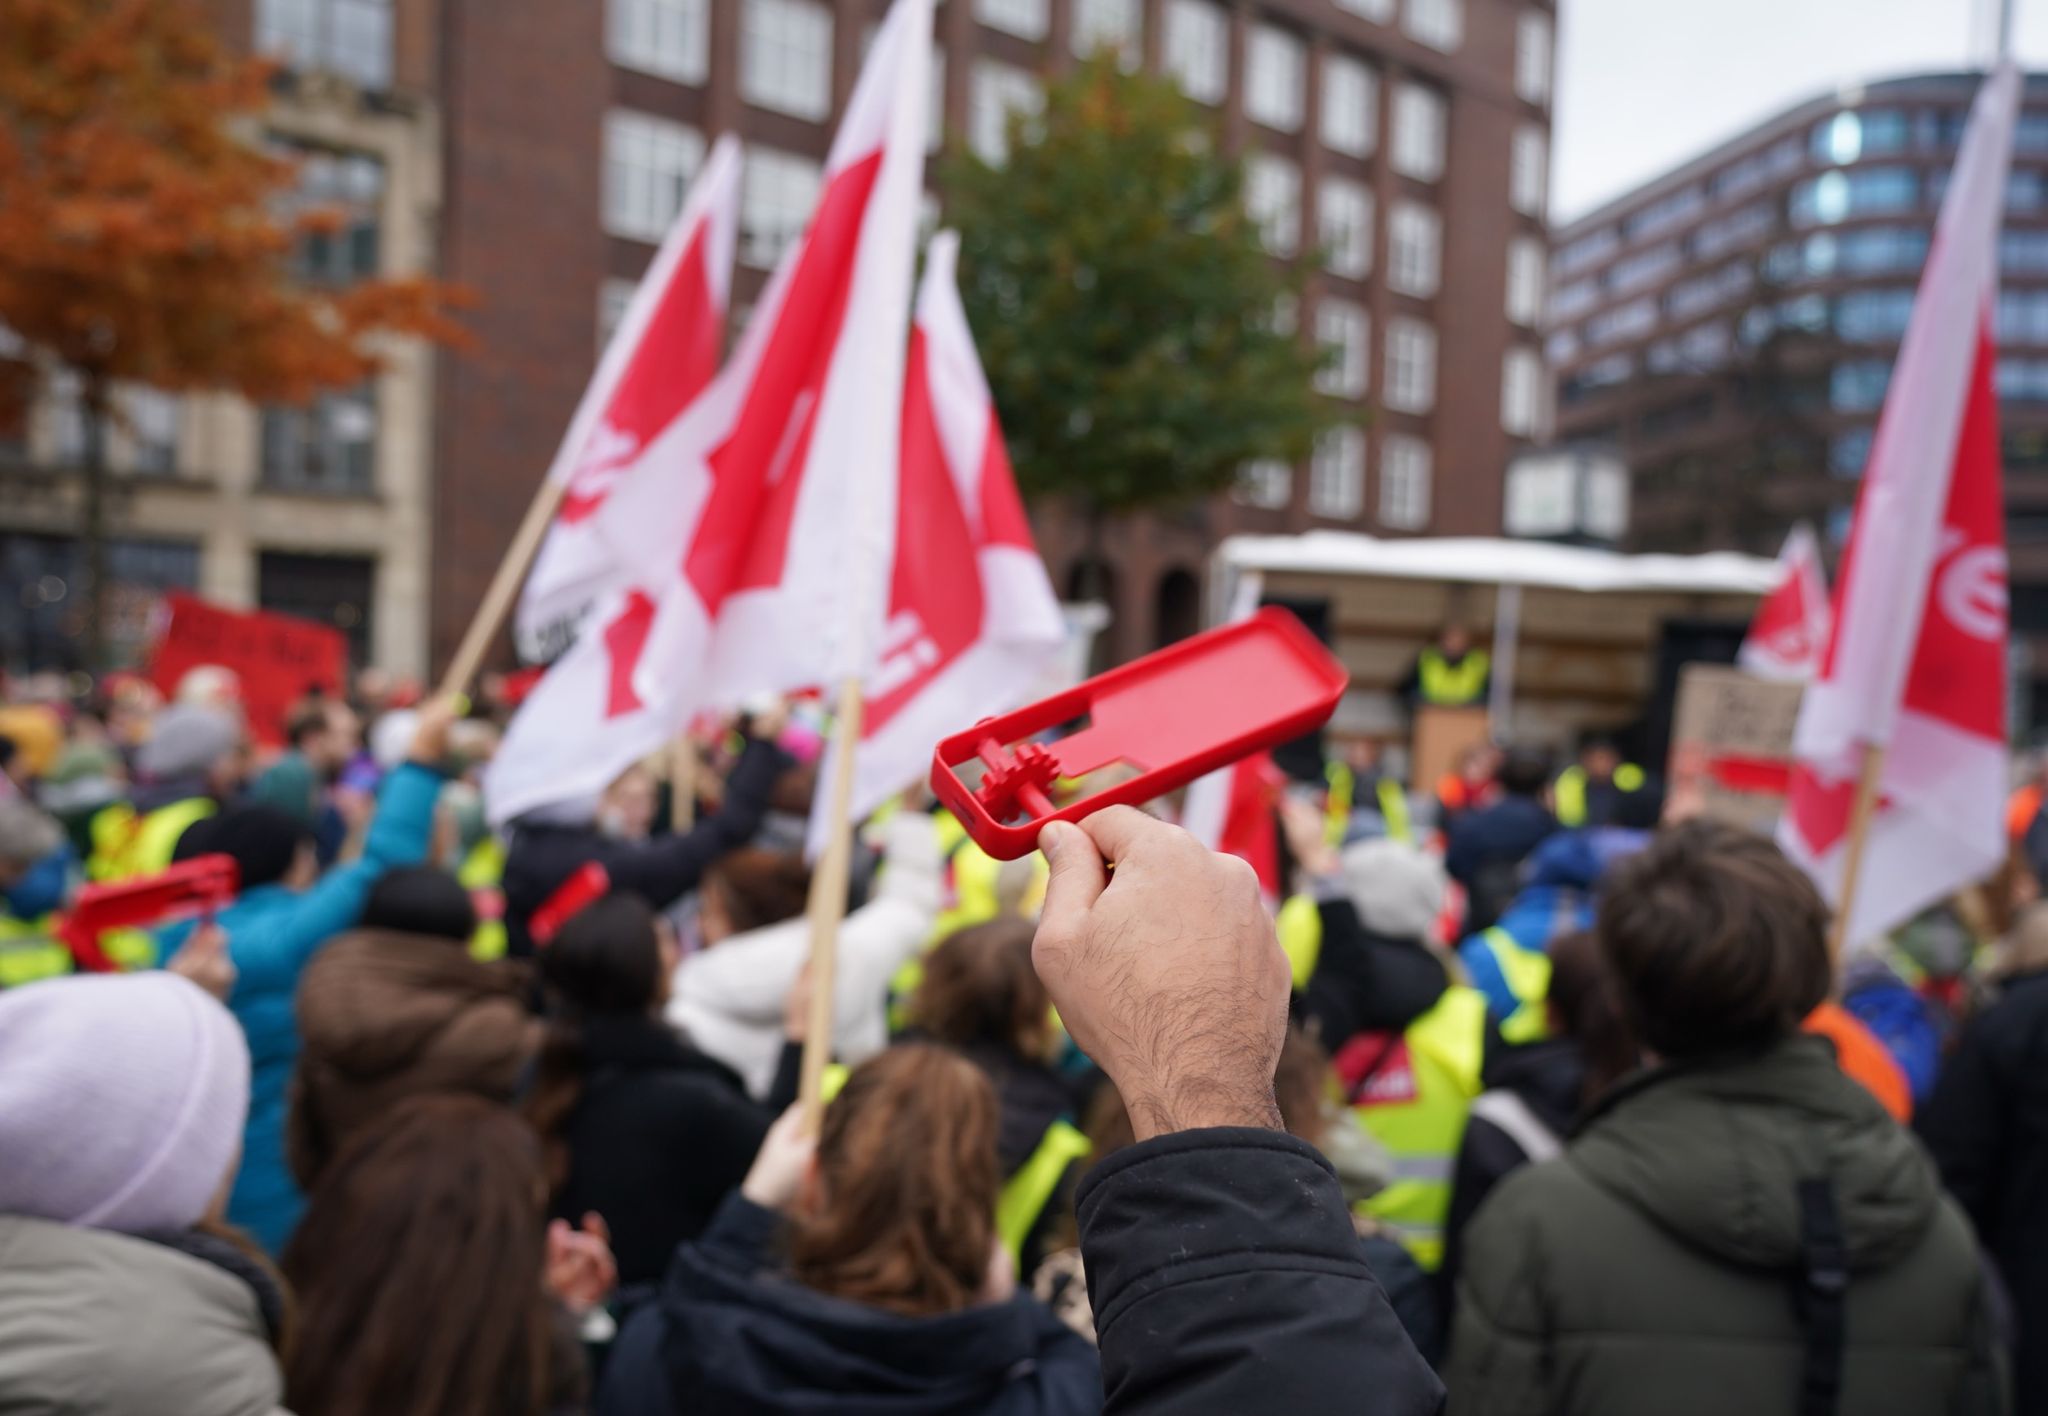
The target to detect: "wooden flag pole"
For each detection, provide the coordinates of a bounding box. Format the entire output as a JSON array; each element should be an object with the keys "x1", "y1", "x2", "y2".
[
  {"x1": 1826, "y1": 741, "x2": 1888, "y2": 967},
  {"x1": 435, "y1": 476, "x2": 569, "y2": 703},
  {"x1": 798, "y1": 675, "x2": 866, "y2": 1131},
  {"x1": 669, "y1": 733, "x2": 698, "y2": 832}
]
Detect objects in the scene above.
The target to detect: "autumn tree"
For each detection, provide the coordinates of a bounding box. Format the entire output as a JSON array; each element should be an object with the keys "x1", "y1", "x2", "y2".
[
  {"x1": 0, "y1": 0, "x2": 468, "y2": 669},
  {"x1": 944, "y1": 57, "x2": 1341, "y2": 580}
]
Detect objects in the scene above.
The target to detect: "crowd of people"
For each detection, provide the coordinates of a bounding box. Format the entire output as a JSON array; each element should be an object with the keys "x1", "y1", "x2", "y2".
[{"x1": 0, "y1": 660, "x2": 2041, "y2": 1414}]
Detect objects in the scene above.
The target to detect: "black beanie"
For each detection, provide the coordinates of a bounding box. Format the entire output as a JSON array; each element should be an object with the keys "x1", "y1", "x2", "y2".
[
  {"x1": 172, "y1": 805, "x2": 308, "y2": 890},
  {"x1": 361, "y1": 865, "x2": 478, "y2": 943}
]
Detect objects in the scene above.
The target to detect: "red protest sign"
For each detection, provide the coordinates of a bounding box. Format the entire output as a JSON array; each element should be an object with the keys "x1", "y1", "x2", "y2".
[{"x1": 146, "y1": 593, "x2": 348, "y2": 747}]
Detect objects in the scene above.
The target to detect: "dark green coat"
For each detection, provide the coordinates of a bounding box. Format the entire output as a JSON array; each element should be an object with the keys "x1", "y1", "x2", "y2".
[{"x1": 1445, "y1": 1036, "x2": 2007, "y2": 1416}]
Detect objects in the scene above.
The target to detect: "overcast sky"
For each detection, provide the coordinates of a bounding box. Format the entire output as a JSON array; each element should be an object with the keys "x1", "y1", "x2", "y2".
[{"x1": 1553, "y1": 0, "x2": 2048, "y2": 221}]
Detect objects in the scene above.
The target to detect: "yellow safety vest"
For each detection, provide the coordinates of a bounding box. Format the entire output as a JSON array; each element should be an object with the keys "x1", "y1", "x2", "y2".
[
  {"x1": 1348, "y1": 985, "x2": 1488, "y2": 1271},
  {"x1": 1327, "y1": 762, "x2": 1412, "y2": 849},
  {"x1": 1277, "y1": 894, "x2": 1323, "y2": 991},
  {"x1": 890, "y1": 813, "x2": 1049, "y2": 1026},
  {"x1": 1477, "y1": 926, "x2": 1552, "y2": 1044},
  {"x1": 87, "y1": 798, "x2": 217, "y2": 884},
  {"x1": 459, "y1": 836, "x2": 509, "y2": 962},
  {"x1": 1553, "y1": 762, "x2": 1647, "y2": 828},
  {"x1": 0, "y1": 913, "x2": 69, "y2": 989},
  {"x1": 995, "y1": 1119, "x2": 1092, "y2": 1264},
  {"x1": 1417, "y1": 649, "x2": 1490, "y2": 708}
]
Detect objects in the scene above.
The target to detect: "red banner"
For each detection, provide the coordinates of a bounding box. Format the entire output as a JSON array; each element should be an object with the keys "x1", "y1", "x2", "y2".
[{"x1": 146, "y1": 593, "x2": 347, "y2": 747}]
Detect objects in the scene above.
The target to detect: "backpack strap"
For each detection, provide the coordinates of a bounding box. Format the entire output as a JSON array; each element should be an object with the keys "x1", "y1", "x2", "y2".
[{"x1": 1792, "y1": 1177, "x2": 1848, "y2": 1416}]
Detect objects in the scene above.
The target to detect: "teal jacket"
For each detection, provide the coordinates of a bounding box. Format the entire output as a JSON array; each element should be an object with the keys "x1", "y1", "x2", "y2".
[{"x1": 156, "y1": 762, "x2": 442, "y2": 1254}]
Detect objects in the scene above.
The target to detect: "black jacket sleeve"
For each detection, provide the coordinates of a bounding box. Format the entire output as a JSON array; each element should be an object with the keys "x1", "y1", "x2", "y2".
[
  {"x1": 1916, "y1": 1010, "x2": 2010, "y2": 1236},
  {"x1": 1298, "y1": 898, "x2": 1450, "y2": 1047},
  {"x1": 1078, "y1": 1127, "x2": 1444, "y2": 1415},
  {"x1": 602, "y1": 739, "x2": 791, "y2": 910}
]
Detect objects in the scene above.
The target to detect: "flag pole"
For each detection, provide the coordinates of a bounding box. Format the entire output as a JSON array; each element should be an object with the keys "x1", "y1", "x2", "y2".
[
  {"x1": 799, "y1": 674, "x2": 866, "y2": 1130},
  {"x1": 435, "y1": 476, "x2": 568, "y2": 703},
  {"x1": 1826, "y1": 741, "x2": 1888, "y2": 965},
  {"x1": 669, "y1": 732, "x2": 698, "y2": 832}
]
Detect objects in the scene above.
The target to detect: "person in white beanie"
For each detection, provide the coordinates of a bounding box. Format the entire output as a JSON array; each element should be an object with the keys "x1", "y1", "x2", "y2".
[{"x1": 0, "y1": 972, "x2": 290, "y2": 1415}]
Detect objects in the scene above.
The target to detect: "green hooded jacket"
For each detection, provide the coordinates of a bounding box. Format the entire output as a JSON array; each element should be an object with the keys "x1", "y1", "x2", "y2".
[{"x1": 1446, "y1": 1035, "x2": 2007, "y2": 1416}]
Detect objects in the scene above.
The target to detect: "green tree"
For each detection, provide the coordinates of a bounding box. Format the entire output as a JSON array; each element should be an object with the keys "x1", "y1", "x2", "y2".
[{"x1": 945, "y1": 57, "x2": 1342, "y2": 573}]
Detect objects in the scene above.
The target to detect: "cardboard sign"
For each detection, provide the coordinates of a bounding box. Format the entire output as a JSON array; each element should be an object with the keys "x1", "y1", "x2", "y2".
[
  {"x1": 1667, "y1": 664, "x2": 1805, "y2": 834},
  {"x1": 147, "y1": 594, "x2": 348, "y2": 747}
]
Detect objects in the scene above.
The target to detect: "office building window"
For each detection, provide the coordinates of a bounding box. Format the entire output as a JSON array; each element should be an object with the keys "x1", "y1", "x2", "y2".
[
  {"x1": 1387, "y1": 201, "x2": 1441, "y2": 297},
  {"x1": 47, "y1": 371, "x2": 86, "y2": 466},
  {"x1": 741, "y1": 0, "x2": 832, "y2": 120},
  {"x1": 1838, "y1": 288, "x2": 1917, "y2": 342},
  {"x1": 1321, "y1": 54, "x2": 1377, "y2": 158},
  {"x1": 1309, "y1": 427, "x2": 1366, "y2": 518},
  {"x1": 977, "y1": 0, "x2": 1049, "y2": 37},
  {"x1": 259, "y1": 551, "x2": 374, "y2": 665},
  {"x1": 1384, "y1": 318, "x2": 1437, "y2": 413},
  {"x1": 126, "y1": 388, "x2": 179, "y2": 476},
  {"x1": 1501, "y1": 346, "x2": 1543, "y2": 436},
  {"x1": 275, "y1": 144, "x2": 384, "y2": 284},
  {"x1": 1380, "y1": 434, "x2": 1431, "y2": 529},
  {"x1": 1608, "y1": 240, "x2": 1679, "y2": 295},
  {"x1": 1164, "y1": 0, "x2": 1228, "y2": 105},
  {"x1": 1692, "y1": 201, "x2": 1776, "y2": 260},
  {"x1": 1319, "y1": 177, "x2": 1374, "y2": 279},
  {"x1": 1506, "y1": 236, "x2": 1544, "y2": 325},
  {"x1": 2005, "y1": 230, "x2": 2048, "y2": 273},
  {"x1": 1235, "y1": 459, "x2": 1293, "y2": 509},
  {"x1": 1999, "y1": 289, "x2": 2048, "y2": 345},
  {"x1": 261, "y1": 387, "x2": 376, "y2": 495},
  {"x1": 1072, "y1": 0, "x2": 1142, "y2": 69},
  {"x1": 1391, "y1": 84, "x2": 1446, "y2": 182},
  {"x1": 608, "y1": 0, "x2": 709, "y2": 82},
  {"x1": 1790, "y1": 167, "x2": 1918, "y2": 227},
  {"x1": 2001, "y1": 358, "x2": 2048, "y2": 402},
  {"x1": 1515, "y1": 10, "x2": 1552, "y2": 104},
  {"x1": 598, "y1": 278, "x2": 637, "y2": 350},
  {"x1": 1246, "y1": 25, "x2": 1306, "y2": 133},
  {"x1": 1334, "y1": 0, "x2": 1395, "y2": 21},
  {"x1": 1831, "y1": 359, "x2": 1892, "y2": 411},
  {"x1": 604, "y1": 111, "x2": 705, "y2": 242},
  {"x1": 1245, "y1": 152, "x2": 1302, "y2": 257},
  {"x1": 741, "y1": 146, "x2": 822, "y2": 268},
  {"x1": 970, "y1": 61, "x2": 1043, "y2": 164},
  {"x1": 1831, "y1": 427, "x2": 1874, "y2": 478},
  {"x1": 1404, "y1": 0, "x2": 1461, "y2": 50},
  {"x1": 1585, "y1": 297, "x2": 1657, "y2": 347},
  {"x1": 1315, "y1": 298, "x2": 1370, "y2": 398},
  {"x1": 257, "y1": 0, "x2": 391, "y2": 89},
  {"x1": 1511, "y1": 124, "x2": 1547, "y2": 216}
]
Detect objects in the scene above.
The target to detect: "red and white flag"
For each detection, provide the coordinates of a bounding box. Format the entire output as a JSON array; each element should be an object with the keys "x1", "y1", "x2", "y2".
[
  {"x1": 806, "y1": 230, "x2": 1066, "y2": 852},
  {"x1": 1738, "y1": 522, "x2": 1830, "y2": 681},
  {"x1": 514, "y1": 136, "x2": 741, "y2": 660},
  {"x1": 487, "y1": 0, "x2": 933, "y2": 826},
  {"x1": 1781, "y1": 61, "x2": 2017, "y2": 947}
]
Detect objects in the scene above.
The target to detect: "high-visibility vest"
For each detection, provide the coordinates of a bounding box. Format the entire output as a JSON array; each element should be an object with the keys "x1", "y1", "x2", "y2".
[
  {"x1": 890, "y1": 813, "x2": 1049, "y2": 1026},
  {"x1": 1469, "y1": 926, "x2": 1552, "y2": 1044},
  {"x1": 995, "y1": 1119, "x2": 1092, "y2": 1264},
  {"x1": 1276, "y1": 893, "x2": 1323, "y2": 991},
  {"x1": 0, "y1": 912, "x2": 69, "y2": 989},
  {"x1": 458, "y1": 836, "x2": 508, "y2": 962},
  {"x1": 1552, "y1": 763, "x2": 1647, "y2": 828},
  {"x1": 1417, "y1": 649, "x2": 1490, "y2": 707},
  {"x1": 1345, "y1": 985, "x2": 1488, "y2": 1271},
  {"x1": 87, "y1": 798, "x2": 216, "y2": 883},
  {"x1": 1324, "y1": 762, "x2": 1412, "y2": 847}
]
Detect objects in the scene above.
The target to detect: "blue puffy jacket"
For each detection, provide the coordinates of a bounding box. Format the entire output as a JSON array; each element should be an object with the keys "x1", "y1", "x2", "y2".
[{"x1": 155, "y1": 762, "x2": 441, "y2": 1253}]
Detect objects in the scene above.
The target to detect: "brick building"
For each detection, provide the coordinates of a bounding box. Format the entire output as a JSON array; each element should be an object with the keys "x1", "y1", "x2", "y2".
[
  {"x1": 1548, "y1": 70, "x2": 2048, "y2": 701},
  {"x1": 0, "y1": 0, "x2": 1555, "y2": 675}
]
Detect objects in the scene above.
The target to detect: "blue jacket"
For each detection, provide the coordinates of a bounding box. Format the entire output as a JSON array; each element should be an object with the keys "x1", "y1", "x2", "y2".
[
  {"x1": 156, "y1": 762, "x2": 441, "y2": 1254},
  {"x1": 1458, "y1": 828, "x2": 1649, "y2": 1022}
]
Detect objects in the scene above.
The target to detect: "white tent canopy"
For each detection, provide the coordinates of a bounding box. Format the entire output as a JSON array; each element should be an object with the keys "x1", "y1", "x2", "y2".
[{"x1": 1217, "y1": 531, "x2": 1780, "y2": 597}]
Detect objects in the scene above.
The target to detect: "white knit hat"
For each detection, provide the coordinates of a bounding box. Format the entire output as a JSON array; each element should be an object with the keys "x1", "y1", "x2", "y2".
[
  {"x1": 1338, "y1": 838, "x2": 1448, "y2": 942},
  {"x1": 0, "y1": 973, "x2": 250, "y2": 1234}
]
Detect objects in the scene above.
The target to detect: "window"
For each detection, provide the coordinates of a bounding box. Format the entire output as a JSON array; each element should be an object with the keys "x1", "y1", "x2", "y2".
[
  {"x1": 1556, "y1": 226, "x2": 1618, "y2": 276},
  {"x1": 1584, "y1": 297, "x2": 1656, "y2": 347},
  {"x1": 1623, "y1": 185, "x2": 1704, "y2": 242},
  {"x1": 1561, "y1": 353, "x2": 1633, "y2": 403},
  {"x1": 970, "y1": 62, "x2": 1043, "y2": 164},
  {"x1": 1838, "y1": 288, "x2": 1916, "y2": 342},
  {"x1": 1236, "y1": 460, "x2": 1293, "y2": 509},
  {"x1": 976, "y1": 0, "x2": 1048, "y2": 38},
  {"x1": 1387, "y1": 201, "x2": 1441, "y2": 297},
  {"x1": 1790, "y1": 168, "x2": 1917, "y2": 227},
  {"x1": 1309, "y1": 428, "x2": 1366, "y2": 518},
  {"x1": 1831, "y1": 359, "x2": 1892, "y2": 411},
  {"x1": 1664, "y1": 262, "x2": 1751, "y2": 319},
  {"x1": 1391, "y1": 85, "x2": 1446, "y2": 182},
  {"x1": 1691, "y1": 202, "x2": 1775, "y2": 260},
  {"x1": 259, "y1": 552, "x2": 374, "y2": 665},
  {"x1": 1608, "y1": 241, "x2": 1679, "y2": 294},
  {"x1": 1831, "y1": 427, "x2": 1874, "y2": 478},
  {"x1": 1334, "y1": 0, "x2": 1395, "y2": 21},
  {"x1": 741, "y1": 0, "x2": 831, "y2": 120},
  {"x1": 1515, "y1": 11, "x2": 1552, "y2": 104},
  {"x1": 1384, "y1": 318, "x2": 1437, "y2": 413},
  {"x1": 1506, "y1": 236, "x2": 1544, "y2": 324},
  {"x1": 1404, "y1": 0, "x2": 1461, "y2": 51},
  {"x1": 1164, "y1": 0, "x2": 1228, "y2": 105},
  {"x1": 1549, "y1": 278, "x2": 1598, "y2": 321},
  {"x1": 1501, "y1": 347, "x2": 1543, "y2": 436},
  {"x1": 1316, "y1": 299, "x2": 1370, "y2": 398},
  {"x1": 46, "y1": 371, "x2": 86, "y2": 466},
  {"x1": 1380, "y1": 435, "x2": 1432, "y2": 529},
  {"x1": 740, "y1": 147, "x2": 821, "y2": 268},
  {"x1": 257, "y1": 0, "x2": 391, "y2": 89},
  {"x1": 598, "y1": 278, "x2": 636, "y2": 350},
  {"x1": 1246, "y1": 25, "x2": 1305, "y2": 133},
  {"x1": 2001, "y1": 358, "x2": 2048, "y2": 403},
  {"x1": 1511, "y1": 124, "x2": 1547, "y2": 216},
  {"x1": 261, "y1": 388, "x2": 376, "y2": 495},
  {"x1": 1812, "y1": 108, "x2": 1908, "y2": 165},
  {"x1": 126, "y1": 388, "x2": 179, "y2": 476},
  {"x1": 608, "y1": 0, "x2": 709, "y2": 82},
  {"x1": 1072, "y1": 0, "x2": 1142, "y2": 69},
  {"x1": 1320, "y1": 54, "x2": 1377, "y2": 158},
  {"x1": 2004, "y1": 229, "x2": 2048, "y2": 273},
  {"x1": 2000, "y1": 289, "x2": 2048, "y2": 346},
  {"x1": 1318, "y1": 177, "x2": 1374, "y2": 279},
  {"x1": 604, "y1": 111, "x2": 705, "y2": 242},
  {"x1": 1244, "y1": 153, "x2": 1302, "y2": 256},
  {"x1": 275, "y1": 144, "x2": 384, "y2": 283}
]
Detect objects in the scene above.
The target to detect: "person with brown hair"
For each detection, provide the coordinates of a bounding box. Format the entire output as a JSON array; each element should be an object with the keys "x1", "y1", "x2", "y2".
[
  {"x1": 1445, "y1": 820, "x2": 2007, "y2": 1416},
  {"x1": 597, "y1": 1044, "x2": 1100, "y2": 1415},
  {"x1": 908, "y1": 918, "x2": 1090, "y2": 1274},
  {"x1": 527, "y1": 889, "x2": 775, "y2": 1288},
  {"x1": 283, "y1": 1094, "x2": 601, "y2": 1416}
]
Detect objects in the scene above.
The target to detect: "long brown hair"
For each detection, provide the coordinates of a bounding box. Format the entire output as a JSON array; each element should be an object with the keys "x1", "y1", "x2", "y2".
[
  {"x1": 910, "y1": 919, "x2": 1048, "y2": 1057},
  {"x1": 1544, "y1": 928, "x2": 1639, "y2": 1106},
  {"x1": 282, "y1": 1095, "x2": 555, "y2": 1416},
  {"x1": 786, "y1": 1044, "x2": 999, "y2": 1317}
]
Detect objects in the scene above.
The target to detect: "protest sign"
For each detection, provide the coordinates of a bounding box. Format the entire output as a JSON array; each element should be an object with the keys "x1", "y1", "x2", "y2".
[
  {"x1": 1668, "y1": 663, "x2": 1804, "y2": 833},
  {"x1": 147, "y1": 593, "x2": 347, "y2": 746}
]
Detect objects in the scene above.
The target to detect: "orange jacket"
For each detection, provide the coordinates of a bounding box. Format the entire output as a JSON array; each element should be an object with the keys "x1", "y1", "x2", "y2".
[{"x1": 1803, "y1": 1000, "x2": 1912, "y2": 1122}]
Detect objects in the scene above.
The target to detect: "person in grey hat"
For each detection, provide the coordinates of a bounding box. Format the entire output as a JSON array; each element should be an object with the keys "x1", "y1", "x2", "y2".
[{"x1": 88, "y1": 704, "x2": 249, "y2": 884}]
